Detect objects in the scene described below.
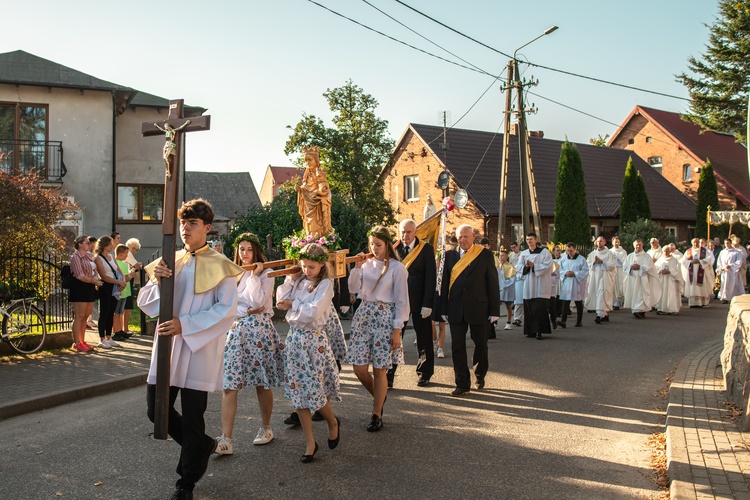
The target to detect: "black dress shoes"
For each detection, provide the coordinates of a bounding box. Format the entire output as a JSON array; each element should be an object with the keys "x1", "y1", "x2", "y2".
[
  {"x1": 594, "y1": 316, "x2": 602, "y2": 324},
  {"x1": 475, "y1": 379, "x2": 485, "y2": 390},
  {"x1": 450, "y1": 387, "x2": 470, "y2": 397},
  {"x1": 301, "y1": 442, "x2": 319, "y2": 463},
  {"x1": 169, "y1": 487, "x2": 193, "y2": 500},
  {"x1": 557, "y1": 321, "x2": 566, "y2": 329},
  {"x1": 366, "y1": 414, "x2": 383, "y2": 432},
  {"x1": 574, "y1": 322, "x2": 582, "y2": 327},
  {"x1": 536, "y1": 333, "x2": 543, "y2": 340},
  {"x1": 284, "y1": 411, "x2": 300, "y2": 426},
  {"x1": 416, "y1": 377, "x2": 430, "y2": 387},
  {"x1": 311, "y1": 410, "x2": 325, "y2": 421},
  {"x1": 328, "y1": 417, "x2": 341, "y2": 449}
]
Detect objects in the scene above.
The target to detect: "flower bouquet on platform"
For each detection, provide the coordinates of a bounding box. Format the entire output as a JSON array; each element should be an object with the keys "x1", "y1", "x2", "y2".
[{"x1": 282, "y1": 229, "x2": 348, "y2": 277}]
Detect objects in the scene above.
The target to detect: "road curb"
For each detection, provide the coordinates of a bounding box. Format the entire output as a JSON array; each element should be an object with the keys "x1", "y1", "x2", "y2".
[
  {"x1": 0, "y1": 372, "x2": 147, "y2": 421},
  {"x1": 666, "y1": 340, "x2": 722, "y2": 500}
]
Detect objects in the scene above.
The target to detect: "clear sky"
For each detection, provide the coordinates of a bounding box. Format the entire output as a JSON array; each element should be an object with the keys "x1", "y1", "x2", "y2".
[{"x1": 4, "y1": 0, "x2": 715, "y2": 191}]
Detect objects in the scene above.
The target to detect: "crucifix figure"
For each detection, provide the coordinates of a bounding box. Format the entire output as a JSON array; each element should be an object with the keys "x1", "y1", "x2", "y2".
[
  {"x1": 140, "y1": 100, "x2": 211, "y2": 440},
  {"x1": 154, "y1": 120, "x2": 191, "y2": 179}
]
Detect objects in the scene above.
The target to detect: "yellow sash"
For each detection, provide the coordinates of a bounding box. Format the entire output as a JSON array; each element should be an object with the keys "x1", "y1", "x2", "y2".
[
  {"x1": 501, "y1": 262, "x2": 516, "y2": 279},
  {"x1": 449, "y1": 244, "x2": 483, "y2": 291},
  {"x1": 145, "y1": 245, "x2": 244, "y2": 295},
  {"x1": 401, "y1": 240, "x2": 426, "y2": 270}
]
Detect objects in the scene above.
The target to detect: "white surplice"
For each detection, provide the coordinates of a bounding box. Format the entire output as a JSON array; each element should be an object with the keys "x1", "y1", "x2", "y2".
[
  {"x1": 515, "y1": 248, "x2": 553, "y2": 300},
  {"x1": 716, "y1": 248, "x2": 745, "y2": 301},
  {"x1": 584, "y1": 248, "x2": 615, "y2": 313},
  {"x1": 623, "y1": 250, "x2": 661, "y2": 313},
  {"x1": 559, "y1": 253, "x2": 589, "y2": 301},
  {"x1": 610, "y1": 246, "x2": 627, "y2": 307},
  {"x1": 654, "y1": 254, "x2": 683, "y2": 314},
  {"x1": 680, "y1": 246, "x2": 715, "y2": 306}
]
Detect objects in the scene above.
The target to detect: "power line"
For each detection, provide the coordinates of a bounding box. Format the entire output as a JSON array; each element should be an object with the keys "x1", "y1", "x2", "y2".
[
  {"x1": 305, "y1": 0, "x2": 486, "y2": 75},
  {"x1": 393, "y1": 0, "x2": 690, "y2": 102}
]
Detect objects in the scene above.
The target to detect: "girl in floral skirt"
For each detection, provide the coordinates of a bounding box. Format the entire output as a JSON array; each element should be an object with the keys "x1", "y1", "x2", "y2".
[
  {"x1": 276, "y1": 243, "x2": 341, "y2": 463},
  {"x1": 216, "y1": 233, "x2": 284, "y2": 455},
  {"x1": 348, "y1": 226, "x2": 410, "y2": 432}
]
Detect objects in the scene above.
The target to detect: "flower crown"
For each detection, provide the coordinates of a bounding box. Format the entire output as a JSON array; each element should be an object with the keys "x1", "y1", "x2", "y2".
[
  {"x1": 235, "y1": 232, "x2": 262, "y2": 249},
  {"x1": 299, "y1": 252, "x2": 329, "y2": 263},
  {"x1": 368, "y1": 230, "x2": 392, "y2": 242}
]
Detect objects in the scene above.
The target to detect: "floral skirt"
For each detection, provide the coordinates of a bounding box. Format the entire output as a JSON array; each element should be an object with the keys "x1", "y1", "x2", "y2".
[
  {"x1": 326, "y1": 303, "x2": 348, "y2": 362},
  {"x1": 223, "y1": 315, "x2": 284, "y2": 390},
  {"x1": 283, "y1": 327, "x2": 341, "y2": 411},
  {"x1": 347, "y1": 300, "x2": 404, "y2": 370}
]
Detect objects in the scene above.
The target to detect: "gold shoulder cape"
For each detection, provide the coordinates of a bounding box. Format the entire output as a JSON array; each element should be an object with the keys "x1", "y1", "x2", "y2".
[
  {"x1": 449, "y1": 244, "x2": 483, "y2": 291},
  {"x1": 145, "y1": 245, "x2": 244, "y2": 295}
]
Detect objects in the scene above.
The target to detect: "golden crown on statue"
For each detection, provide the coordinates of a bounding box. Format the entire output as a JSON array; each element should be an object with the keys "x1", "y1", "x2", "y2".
[{"x1": 301, "y1": 145, "x2": 320, "y2": 155}]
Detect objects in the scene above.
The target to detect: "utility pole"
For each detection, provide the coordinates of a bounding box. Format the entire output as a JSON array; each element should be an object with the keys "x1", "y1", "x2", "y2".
[{"x1": 497, "y1": 62, "x2": 513, "y2": 251}]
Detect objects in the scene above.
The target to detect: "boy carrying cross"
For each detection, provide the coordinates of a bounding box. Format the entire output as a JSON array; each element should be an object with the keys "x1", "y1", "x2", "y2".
[{"x1": 139, "y1": 198, "x2": 242, "y2": 500}]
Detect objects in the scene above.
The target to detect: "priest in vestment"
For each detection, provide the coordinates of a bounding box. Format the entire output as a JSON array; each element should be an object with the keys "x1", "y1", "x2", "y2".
[
  {"x1": 610, "y1": 236, "x2": 627, "y2": 310},
  {"x1": 647, "y1": 238, "x2": 663, "y2": 263},
  {"x1": 680, "y1": 238, "x2": 715, "y2": 307},
  {"x1": 584, "y1": 236, "x2": 616, "y2": 324},
  {"x1": 654, "y1": 245, "x2": 683, "y2": 315},
  {"x1": 717, "y1": 238, "x2": 745, "y2": 303},
  {"x1": 515, "y1": 232, "x2": 553, "y2": 339},
  {"x1": 623, "y1": 239, "x2": 661, "y2": 319}
]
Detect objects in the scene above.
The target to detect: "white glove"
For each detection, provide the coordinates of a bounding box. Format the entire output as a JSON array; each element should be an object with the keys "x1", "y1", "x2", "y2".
[
  {"x1": 441, "y1": 315, "x2": 448, "y2": 322},
  {"x1": 489, "y1": 316, "x2": 500, "y2": 323},
  {"x1": 421, "y1": 307, "x2": 432, "y2": 319}
]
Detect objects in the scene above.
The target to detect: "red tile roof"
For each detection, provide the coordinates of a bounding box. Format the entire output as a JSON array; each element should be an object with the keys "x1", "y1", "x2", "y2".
[
  {"x1": 613, "y1": 106, "x2": 750, "y2": 206},
  {"x1": 270, "y1": 166, "x2": 300, "y2": 185}
]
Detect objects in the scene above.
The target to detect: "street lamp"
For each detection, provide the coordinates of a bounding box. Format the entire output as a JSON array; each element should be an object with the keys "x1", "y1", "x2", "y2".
[{"x1": 512, "y1": 26, "x2": 558, "y2": 245}]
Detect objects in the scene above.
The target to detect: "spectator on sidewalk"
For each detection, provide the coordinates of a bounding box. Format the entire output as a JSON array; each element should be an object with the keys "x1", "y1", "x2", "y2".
[
  {"x1": 93, "y1": 236, "x2": 127, "y2": 348},
  {"x1": 113, "y1": 244, "x2": 137, "y2": 341},
  {"x1": 69, "y1": 235, "x2": 102, "y2": 352}
]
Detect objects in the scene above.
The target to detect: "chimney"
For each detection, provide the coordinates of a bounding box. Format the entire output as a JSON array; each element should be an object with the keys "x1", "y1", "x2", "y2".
[{"x1": 529, "y1": 131, "x2": 544, "y2": 138}]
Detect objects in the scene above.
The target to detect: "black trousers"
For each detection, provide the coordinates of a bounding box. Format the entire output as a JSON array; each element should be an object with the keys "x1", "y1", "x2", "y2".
[
  {"x1": 97, "y1": 284, "x2": 117, "y2": 339},
  {"x1": 560, "y1": 300, "x2": 583, "y2": 325},
  {"x1": 411, "y1": 312, "x2": 434, "y2": 380},
  {"x1": 449, "y1": 321, "x2": 488, "y2": 390},
  {"x1": 147, "y1": 384, "x2": 213, "y2": 491}
]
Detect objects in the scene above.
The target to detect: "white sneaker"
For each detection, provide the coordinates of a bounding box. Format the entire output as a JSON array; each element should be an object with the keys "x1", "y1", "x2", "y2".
[
  {"x1": 98, "y1": 339, "x2": 112, "y2": 349},
  {"x1": 504, "y1": 323, "x2": 512, "y2": 330},
  {"x1": 215, "y1": 435, "x2": 233, "y2": 455},
  {"x1": 253, "y1": 427, "x2": 274, "y2": 445},
  {"x1": 437, "y1": 348, "x2": 445, "y2": 358},
  {"x1": 106, "y1": 338, "x2": 120, "y2": 347}
]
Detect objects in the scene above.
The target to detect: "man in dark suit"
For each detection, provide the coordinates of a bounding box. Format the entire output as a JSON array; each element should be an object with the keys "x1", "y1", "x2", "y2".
[
  {"x1": 395, "y1": 218, "x2": 437, "y2": 387},
  {"x1": 438, "y1": 224, "x2": 500, "y2": 396}
]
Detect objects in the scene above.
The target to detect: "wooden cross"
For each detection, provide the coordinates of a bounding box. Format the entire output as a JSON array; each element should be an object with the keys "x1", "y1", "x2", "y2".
[{"x1": 141, "y1": 99, "x2": 211, "y2": 440}]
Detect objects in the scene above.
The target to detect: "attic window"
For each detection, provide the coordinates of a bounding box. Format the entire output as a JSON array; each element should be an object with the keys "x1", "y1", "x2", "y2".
[
  {"x1": 646, "y1": 136, "x2": 653, "y2": 143},
  {"x1": 628, "y1": 138, "x2": 634, "y2": 145},
  {"x1": 404, "y1": 175, "x2": 419, "y2": 202},
  {"x1": 683, "y1": 164, "x2": 691, "y2": 181},
  {"x1": 648, "y1": 156, "x2": 663, "y2": 175}
]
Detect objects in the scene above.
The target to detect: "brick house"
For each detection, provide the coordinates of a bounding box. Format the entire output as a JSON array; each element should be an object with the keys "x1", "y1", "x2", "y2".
[
  {"x1": 258, "y1": 165, "x2": 300, "y2": 205},
  {"x1": 608, "y1": 105, "x2": 750, "y2": 211},
  {"x1": 379, "y1": 123, "x2": 697, "y2": 246}
]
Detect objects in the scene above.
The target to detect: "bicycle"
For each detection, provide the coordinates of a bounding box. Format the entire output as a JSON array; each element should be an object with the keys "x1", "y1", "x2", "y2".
[{"x1": 1, "y1": 298, "x2": 47, "y2": 354}]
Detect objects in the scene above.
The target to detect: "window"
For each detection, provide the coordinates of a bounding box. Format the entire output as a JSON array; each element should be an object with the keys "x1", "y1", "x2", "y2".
[
  {"x1": 627, "y1": 138, "x2": 634, "y2": 145},
  {"x1": 665, "y1": 226, "x2": 677, "y2": 238},
  {"x1": 117, "y1": 184, "x2": 164, "y2": 222},
  {"x1": 590, "y1": 225, "x2": 599, "y2": 239},
  {"x1": 648, "y1": 156, "x2": 663, "y2": 175},
  {"x1": 646, "y1": 136, "x2": 653, "y2": 143},
  {"x1": 404, "y1": 175, "x2": 419, "y2": 201},
  {"x1": 0, "y1": 102, "x2": 49, "y2": 175},
  {"x1": 548, "y1": 224, "x2": 555, "y2": 241},
  {"x1": 683, "y1": 164, "x2": 692, "y2": 181}
]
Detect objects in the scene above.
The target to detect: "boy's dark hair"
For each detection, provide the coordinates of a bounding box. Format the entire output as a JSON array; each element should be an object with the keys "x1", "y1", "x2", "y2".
[
  {"x1": 178, "y1": 198, "x2": 214, "y2": 225},
  {"x1": 480, "y1": 237, "x2": 490, "y2": 246},
  {"x1": 115, "y1": 244, "x2": 129, "y2": 256}
]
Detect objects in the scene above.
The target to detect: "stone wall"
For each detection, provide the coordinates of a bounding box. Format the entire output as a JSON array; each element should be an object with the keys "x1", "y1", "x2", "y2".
[{"x1": 720, "y1": 294, "x2": 750, "y2": 431}]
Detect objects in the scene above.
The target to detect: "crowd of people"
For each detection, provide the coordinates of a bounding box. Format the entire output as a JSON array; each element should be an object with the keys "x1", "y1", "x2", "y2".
[
  {"x1": 503, "y1": 233, "x2": 749, "y2": 340},
  {"x1": 68, "y1": 232, "x2": 143, "y2": 352},
  {"x1": 128, "y1": 198, "x2": 750, "y2": 500}
]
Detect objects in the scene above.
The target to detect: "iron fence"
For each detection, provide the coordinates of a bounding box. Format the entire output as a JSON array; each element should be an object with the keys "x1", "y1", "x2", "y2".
[
  {"x1": 0, "y1": 139, "x2": 67, "y2": 180},
  {"x1": 0, "y1": 251, "x2": 74, "y2": 333}
]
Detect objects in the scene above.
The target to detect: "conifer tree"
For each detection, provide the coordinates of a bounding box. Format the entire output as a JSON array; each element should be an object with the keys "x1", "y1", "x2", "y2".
[
  {"x1": 619, "y1": 157, "x2": 640, "y2": 227},
  {"x1": 695, "y1": 160, "x2": 719, "y2": 238},
  {"x1": 677, "y1": 0, "x2": 750, "y2": 141},
  {"x1": 635, "y1": 170, "x2": 652, "y2": 220},
  {"x1": 553, "y1": 141, "x2": 589, "y2": 244}
]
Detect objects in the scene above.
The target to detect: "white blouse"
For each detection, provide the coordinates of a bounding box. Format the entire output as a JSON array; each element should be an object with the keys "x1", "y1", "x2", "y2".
[
  {"x1": 236, "y1": 270, "x2": 274, "y2": 319},
  {"x1": 276, "y1": 276, "x2": 334, "y2": 331},
  {"x1": 348, "y1": 257, "x2": 410, "y2": 329}
]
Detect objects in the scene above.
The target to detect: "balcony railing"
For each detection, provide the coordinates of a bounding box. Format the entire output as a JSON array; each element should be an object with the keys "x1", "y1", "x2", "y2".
[{"x1": 0, "y1": 139, "x2": 67, "y2": 181}]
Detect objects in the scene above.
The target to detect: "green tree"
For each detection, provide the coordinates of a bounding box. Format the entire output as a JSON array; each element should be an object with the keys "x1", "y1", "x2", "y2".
[
  {"x1": 619, "y1": 157, "x2": 641, "y2": 227},
  {"x1": 553, "y1": 141, "x2": 590, "y2": 245},
  {"x1": 695, "y1": 160, "x2": 720, "y2": 238},
  {"x1": 285, "y1": 80, "x2": 395, "y2": 226},
  {"x1": 635, "y1": 170, "x2": 652, "y2": 220},
  {"x1": 588, "y1": 134, "x2": 610, "y2": 147},
  {"x1": 677, "y1": 0, "x2": 750, "y2": 142},
  {"x1": 228, "y1": 183, "x2": 370, "y2": 257},
  {"x1": 618, "y1": 218, "x2": 676, "y2": 252}
]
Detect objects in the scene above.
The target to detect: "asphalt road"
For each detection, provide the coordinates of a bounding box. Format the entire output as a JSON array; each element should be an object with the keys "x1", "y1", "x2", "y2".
[{"x1": 0, "y1": 303, "x2": 727, "y2": 499}]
